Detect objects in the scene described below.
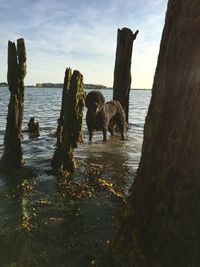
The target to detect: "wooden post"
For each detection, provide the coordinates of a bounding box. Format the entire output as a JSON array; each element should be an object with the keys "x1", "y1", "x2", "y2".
[
  {"x1": 0, "y1": 39, "x2": 26, "y2": 171},
  {"x1": 111, "y1": 1, "x2": 200, "y2": 266},
  {"x1": 55, "y1": 68, "x2": 72, "y2": 147},
  {"x1": 113, "y1": 27, "x2": 138, "y2": 123},
  {"x1": 52, "y1": 69, "x2": 85, "y2": 176}
]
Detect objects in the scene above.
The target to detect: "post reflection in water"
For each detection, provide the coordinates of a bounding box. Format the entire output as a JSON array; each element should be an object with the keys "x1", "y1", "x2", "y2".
[{"x1": 0, "y1": 172, "x2": 87, "y2": 266}]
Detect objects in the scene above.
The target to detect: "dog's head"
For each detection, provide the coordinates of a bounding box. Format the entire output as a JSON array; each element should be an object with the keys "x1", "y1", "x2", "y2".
[{"x1": 85, "y1": 91, "x2": 105, "y2": 113}]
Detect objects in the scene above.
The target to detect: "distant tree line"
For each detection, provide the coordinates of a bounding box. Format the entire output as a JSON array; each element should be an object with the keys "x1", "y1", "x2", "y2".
[
  {"x1": 0, "y1": 82, "x2": 107, "y2": 89},
  {"x1": 35, "y1": 83, "x2": 107, "y2": 89}
]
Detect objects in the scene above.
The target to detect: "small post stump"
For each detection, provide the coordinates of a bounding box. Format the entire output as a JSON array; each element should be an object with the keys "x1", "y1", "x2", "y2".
[
  {"x1": 0, "y1": 38, "x2": 26, "y2": 171},
  {"x1": 52, "y1": 68, "x2": 85, "y2": 176},
  {"x1": 28, "y1": 117, "x2": 40, "y2": 138},
  {"x1": 113, "y1": 27, "x2": 138, "y2": 124}
]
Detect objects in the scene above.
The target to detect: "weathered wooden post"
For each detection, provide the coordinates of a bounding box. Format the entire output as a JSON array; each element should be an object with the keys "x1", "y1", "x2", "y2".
[
  {"x1": 55, "y1": 67, "x2": 72, "y2": 147},
  {"x1": 111, "y1": 1, "x2": 200, "y2": 266},
  {"x1": 52, "y1": 68, "x2": 85, "y2": 176},
  {"x1": 0, "y1": 39, "x2": 26, "y2": 171},
  {"x1": 113, "y1": 27, "x2": 138, "y2": 124}
]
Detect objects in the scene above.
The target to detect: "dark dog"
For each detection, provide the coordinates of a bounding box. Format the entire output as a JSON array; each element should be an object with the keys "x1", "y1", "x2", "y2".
[{"x1": 85, "y1": 90, "x2": 126, "y2": 142}]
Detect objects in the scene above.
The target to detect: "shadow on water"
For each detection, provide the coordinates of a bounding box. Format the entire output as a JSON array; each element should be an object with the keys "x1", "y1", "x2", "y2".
[
  {"x1": 0, "y1": 172, "x2": 102, "y2": 266},
  {"x1": 0, "y1": 149, "x2": 123, "y2": 266},
  {"x1": 0, "y1": 88, "x2": 151, "y2": 266}
]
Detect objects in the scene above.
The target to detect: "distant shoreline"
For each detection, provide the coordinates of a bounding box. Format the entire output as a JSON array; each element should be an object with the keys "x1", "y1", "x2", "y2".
[
  {"x1": 0, "y1": 85, "x2": 151, "y2": 90},
  {"x1": 0, "y1": 83, "x2": 107, "y2": 90}
]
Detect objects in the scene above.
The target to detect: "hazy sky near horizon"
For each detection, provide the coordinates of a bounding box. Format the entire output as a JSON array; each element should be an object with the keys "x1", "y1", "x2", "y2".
[{"x1": 0, "y1": 0, "x2": 167, "y2": 88}]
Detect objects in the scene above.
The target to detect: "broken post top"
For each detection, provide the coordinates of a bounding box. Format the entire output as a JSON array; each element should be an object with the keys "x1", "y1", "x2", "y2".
[
  {"x1": 7, "y1": 41, "x2": 18, "y2": 93},
  {"x1": 17, "y1": 38, "x2": 27, "y2": 79},
  {"x1": 118, "y1": 28, "x2": 139, "y2": 41},
  {"x1": 63, "y1": 67, "x2": 72, "y2": 90},
  {"x1": 1, "y1": 38, "x2": 27, "y2": 171},
  {"x1": 113, "y1": 27, "x2": 138, "y2": 123},
  {"x1": 17, "y1": 39, "x2": 26, "y2": 64},
  {"x1": 7, "y1": 38, "x2": 27, "y2": 93}
]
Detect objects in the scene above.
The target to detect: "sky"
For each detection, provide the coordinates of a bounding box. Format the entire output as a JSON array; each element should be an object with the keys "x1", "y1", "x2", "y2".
[{"x1": 0, "y1": 0, "x2": 167, "y2": 89}]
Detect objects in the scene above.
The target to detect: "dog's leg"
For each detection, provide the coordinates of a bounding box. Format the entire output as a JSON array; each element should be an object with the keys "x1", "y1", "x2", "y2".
[
  {"x1": 108, "y1": 119, "x2": 115, "y2": 136},
  {"x1": 102, "y1": 127, "x2": 107, "y2": 142},
  {"x1": 120, "y1": 131, "x2": 125, "y2": 140},
  {"x1": 119, "y1": 123, "x2": 125, "y2": 140},
  {"x1": 116, "y1": 117, "x2": 125, "y2": 140},
  {"x1": 108, "y1": 126, "x2": 115, "y2": 136},
  {"x1": 89, "y1": 131, "x2": 93, "y2": 142},
  {"x1": 119, "y1": 125, "x2": 125, "y2": 140}
]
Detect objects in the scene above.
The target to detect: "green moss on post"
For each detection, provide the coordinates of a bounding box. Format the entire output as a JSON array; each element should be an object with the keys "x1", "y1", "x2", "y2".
[
  {"x1": 52, "y1": 69, "x2": 85, "y2": 176},
  {"x1": 0, "y1": 39, "x2": 26, "y2": 171}
]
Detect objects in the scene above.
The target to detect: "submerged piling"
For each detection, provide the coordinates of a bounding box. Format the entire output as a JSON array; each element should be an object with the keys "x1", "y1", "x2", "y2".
[
  {"x1": 0, "y1": 39, "x2": 26, "y2": 171},
  {"x1": 52, "y1": 68, "x2": 85, "y2": 176},
  {"x1": 113, "y1": 28, "x2": 138, "y2": 124}
]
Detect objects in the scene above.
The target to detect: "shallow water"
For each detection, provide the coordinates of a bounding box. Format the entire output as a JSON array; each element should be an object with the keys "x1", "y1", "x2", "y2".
[{"x1": 0, "y1": 87, "x2": 151, "y2": 266}]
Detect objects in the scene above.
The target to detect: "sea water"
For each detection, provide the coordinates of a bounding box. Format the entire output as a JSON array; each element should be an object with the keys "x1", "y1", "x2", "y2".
[{"x1": 0, "y1": 87, "x2": 151, "y2": 266}]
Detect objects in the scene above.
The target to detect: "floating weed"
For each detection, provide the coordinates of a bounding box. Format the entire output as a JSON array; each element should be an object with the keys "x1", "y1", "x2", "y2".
[
  {"x1": 56, "y1": 180, "x2": 95, "y2": 199},
  {"x1": 43, "y1": 217, "x2": 64, "y2": 225},
  {"x1": 97, "y1": 179, "x2": 125, "y2": 200},
  {"x1": 56, "y1": 176, "x2": 126, "y2": 201},
  {"x1": 98, "y1": 178, "x2": 113, "y2": 187},
  {"x1": 18, "y1": 215, "x2": 33, "y2": 232},
  {"x1": 33, "y1": 199, "x2": 52, "y2": 207},
  {"x1": 5, "y1": 180, "x2": 36, "y2": 200},
  {"x1": 84, "y1": 163, "x2": 103, "y2": 182}
]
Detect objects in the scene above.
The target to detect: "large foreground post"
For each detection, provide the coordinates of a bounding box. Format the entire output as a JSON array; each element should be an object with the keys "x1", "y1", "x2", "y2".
[
  {"x1": 52, "y1": 69, "x2": 85, "y2": 176},
  {"x1": 0, "y1": 39, "x2": 26, "y2": 171},
  {"x1": 113, "y1": 27, "x2": 138, "y2": 123},
  {"x1": 112, "y1": 1, "x2": 200, "y2": 266}
]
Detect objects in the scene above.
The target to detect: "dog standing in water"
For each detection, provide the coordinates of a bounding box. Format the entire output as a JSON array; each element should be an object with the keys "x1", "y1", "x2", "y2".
[{"x1": 85, "y1": 90, "x2": 126, "y2": 142}]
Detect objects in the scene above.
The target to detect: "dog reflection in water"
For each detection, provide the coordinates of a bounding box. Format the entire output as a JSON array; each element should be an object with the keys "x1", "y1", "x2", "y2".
[{"x1": 85, "y1": 90, "x2": 126, "y2": 142}]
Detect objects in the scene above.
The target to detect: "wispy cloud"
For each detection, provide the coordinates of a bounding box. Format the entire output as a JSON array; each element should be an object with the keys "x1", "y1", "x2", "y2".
[{"x1": 0, "y1": 0, "x2": 167, "y2": 88}]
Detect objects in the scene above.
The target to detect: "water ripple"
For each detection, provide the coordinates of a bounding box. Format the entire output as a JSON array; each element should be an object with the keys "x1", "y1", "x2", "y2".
[{"x1": 0, "y1": 88, "x2": 151, "y2": 192}]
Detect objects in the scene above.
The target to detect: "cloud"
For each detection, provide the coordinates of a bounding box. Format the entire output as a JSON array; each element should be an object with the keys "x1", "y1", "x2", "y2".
[{"x1": 0, "y1": 0, "x2": 167, "y2": 88}]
